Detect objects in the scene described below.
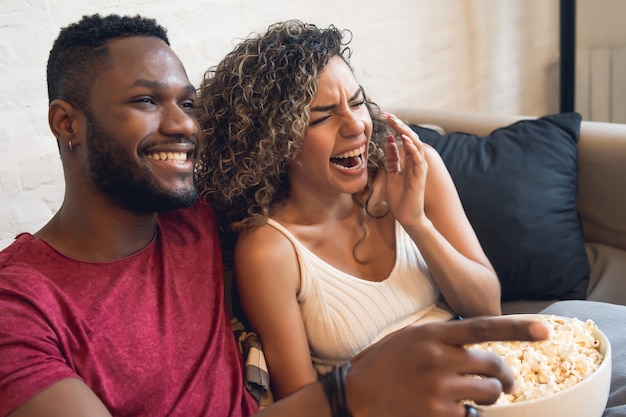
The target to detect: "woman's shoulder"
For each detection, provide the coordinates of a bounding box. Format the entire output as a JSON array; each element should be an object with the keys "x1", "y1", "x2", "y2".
[
  {"x1": 234, "y1": 221, "x2": 301, "y2": 291},
  {"x1": 236, "y1": 221, "x2": 296, "y2": 263},
  {"x1": 422, "y1": 142, "x2": 446, "y2": 168}
]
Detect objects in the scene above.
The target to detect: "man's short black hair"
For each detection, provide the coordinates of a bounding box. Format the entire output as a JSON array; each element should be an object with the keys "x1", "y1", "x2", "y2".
[{"x1": 46, "y1": 14, "x2": 170, "y2": 107}]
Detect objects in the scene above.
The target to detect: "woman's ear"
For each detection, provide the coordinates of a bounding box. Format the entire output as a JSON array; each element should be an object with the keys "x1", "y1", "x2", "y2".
[{"x1": 48, "y1": 99, "x2": 81, "y2": 149}]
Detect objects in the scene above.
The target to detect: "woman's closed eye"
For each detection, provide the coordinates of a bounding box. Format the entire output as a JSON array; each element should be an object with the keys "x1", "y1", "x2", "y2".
[
  {"x1": 309, "y1": 113, "x2": 331, "y2": 126},
  {"x1": 351, "y1": 99, "x2": 365, "y2": 108}
]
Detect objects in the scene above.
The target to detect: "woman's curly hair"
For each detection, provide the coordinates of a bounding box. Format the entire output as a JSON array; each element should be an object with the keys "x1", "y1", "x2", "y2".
[{"x1": 196, "y1": 20, "x2": 392, "y2": 259}]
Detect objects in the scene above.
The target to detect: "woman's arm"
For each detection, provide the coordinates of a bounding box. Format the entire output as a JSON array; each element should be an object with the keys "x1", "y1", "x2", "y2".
[
  {"x1": 418, "y1": 145, "x2": 501, "y2": 316},
  {"x1": 383, "y1": 114, "x2": 501, "y2": 317},
  {"x1": 234, "y1": 226, "x2": 318, "y2": 399}
]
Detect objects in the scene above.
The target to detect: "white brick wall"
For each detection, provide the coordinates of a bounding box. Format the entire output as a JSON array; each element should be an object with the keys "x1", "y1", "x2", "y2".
[{"x1": 0, "y1": 0, "x2": 559, "y2": 250}]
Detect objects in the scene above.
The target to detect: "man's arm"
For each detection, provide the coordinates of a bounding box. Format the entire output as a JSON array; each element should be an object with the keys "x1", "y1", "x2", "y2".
[
  {"x1": 7, "y1": 317, "x2": 548, "y2": 417},
  {"x1": 257, "y1": 316, "x2": 549, "y2": 417},
  {"x1": 7, "y1": 378, "x2": 112, "y2": 417}
]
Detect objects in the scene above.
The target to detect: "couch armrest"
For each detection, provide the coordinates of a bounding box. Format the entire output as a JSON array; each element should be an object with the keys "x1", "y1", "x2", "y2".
[
  {"x1": 392, "y1": 108, "x2": 626, "y2": 252},
  {"x1": 577, "y1": 122, "x2": 626, "y2": 252}
]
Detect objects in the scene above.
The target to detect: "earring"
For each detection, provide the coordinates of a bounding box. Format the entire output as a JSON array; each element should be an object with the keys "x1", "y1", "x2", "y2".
[{"x1": 68, "y1": 140, "x2": 73, "y2": 151}]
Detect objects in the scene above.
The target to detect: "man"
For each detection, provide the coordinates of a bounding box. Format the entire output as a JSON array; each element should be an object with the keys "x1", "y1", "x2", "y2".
[{"x1": 0, "y1": 13, "x2": 549, "y2": 417}]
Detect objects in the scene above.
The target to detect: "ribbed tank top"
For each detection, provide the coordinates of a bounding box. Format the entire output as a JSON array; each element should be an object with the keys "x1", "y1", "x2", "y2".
[{"x1": 266, "y1": 218, "x2": 452, "y2": 373}]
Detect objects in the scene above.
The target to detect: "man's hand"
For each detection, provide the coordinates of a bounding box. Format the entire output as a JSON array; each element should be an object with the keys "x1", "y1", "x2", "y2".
[{"x1": 346, "y1": 316, "x2": 550, "y2": 417}]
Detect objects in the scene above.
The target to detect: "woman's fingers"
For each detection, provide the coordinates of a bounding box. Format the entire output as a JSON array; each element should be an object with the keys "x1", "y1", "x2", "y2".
[
  {"x1": 382, "y1": 111, "x2": 408, "y2": 129},
  {"x1": 385, "y1": 135, "x2": 401, "y2": 174},
  {"x1": 381, "y1": 115, "x2": 420, "y2": 169},
  {"x1": 400, "y1": 134, "x2": 421, "y2": 160},
  {"x1": 385, "y1": 134, "x2": 421, "y2": 173},
  {"x1": 382, "y1": 112, "x2": 424, "y2": 157}
]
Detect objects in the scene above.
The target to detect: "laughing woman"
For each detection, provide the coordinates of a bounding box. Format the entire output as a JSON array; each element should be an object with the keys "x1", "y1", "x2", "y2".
[{"x1": 195, "y1": 20, "x2": 501, "y2": 400}]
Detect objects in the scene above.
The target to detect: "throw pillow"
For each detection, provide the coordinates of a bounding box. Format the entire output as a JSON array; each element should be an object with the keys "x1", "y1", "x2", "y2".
[{"x1": 410, "y1": 113, "x2": 589, "y2": 301}]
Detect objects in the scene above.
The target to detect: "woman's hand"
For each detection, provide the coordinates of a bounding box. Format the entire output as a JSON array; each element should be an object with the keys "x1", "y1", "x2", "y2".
[{"x1": 382, "y1": 112, "x2": 428, "y2": 228}]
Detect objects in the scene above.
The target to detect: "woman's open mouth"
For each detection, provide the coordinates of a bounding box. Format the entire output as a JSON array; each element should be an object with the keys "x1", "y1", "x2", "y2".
[{"x1": 330, "y1": 144, "x2": 366, "y2": 170}]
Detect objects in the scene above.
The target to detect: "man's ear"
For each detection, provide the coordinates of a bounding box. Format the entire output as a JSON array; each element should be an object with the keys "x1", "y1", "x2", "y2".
[{"x1": 48, "y1": 99, "x2": 82, "y2": 147}]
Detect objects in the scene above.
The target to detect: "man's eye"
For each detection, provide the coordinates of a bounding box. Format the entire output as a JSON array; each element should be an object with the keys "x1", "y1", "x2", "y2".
[
  {"x1": 133, "y1": 97, "x2": 156, "y2": 106},
  {"x1": 351, "y1": 100, "x2": 366, "y2": 108},
  {"x1": 181, "y1": 101, "x2": 196, "y2": 110}
]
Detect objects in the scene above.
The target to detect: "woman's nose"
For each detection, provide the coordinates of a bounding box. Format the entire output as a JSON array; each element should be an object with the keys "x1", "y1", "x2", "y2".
[{"x1": 339, "y1": 112, "x2": 366, "y2": 137}]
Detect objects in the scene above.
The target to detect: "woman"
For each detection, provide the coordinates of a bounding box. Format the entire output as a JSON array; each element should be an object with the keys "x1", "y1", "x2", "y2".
[{"x1": 196, "y1": 20, "x2": 501, "y2": 400}]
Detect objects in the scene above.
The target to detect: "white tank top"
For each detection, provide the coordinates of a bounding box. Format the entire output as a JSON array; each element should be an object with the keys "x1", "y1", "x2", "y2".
[{"x1": 266, "y1": 218, "x2": 453, "y2": 373}]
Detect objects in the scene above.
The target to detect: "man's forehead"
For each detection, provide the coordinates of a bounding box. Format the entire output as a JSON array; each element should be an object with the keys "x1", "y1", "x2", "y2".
[
  {"x1": 105, "y1": 36, "x2": 173, "y2": 63},
  {"x1": 87, "y1": 36, "x2": 195, "y2": 102},
  {"x1": 99, "y1": 37, "x2": 192, "y2": 85}
]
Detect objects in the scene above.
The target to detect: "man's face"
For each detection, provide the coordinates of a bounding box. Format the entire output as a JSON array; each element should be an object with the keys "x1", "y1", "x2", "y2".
[{"x1": 82, "y1": 36, "x2": 199, "y2": 212}]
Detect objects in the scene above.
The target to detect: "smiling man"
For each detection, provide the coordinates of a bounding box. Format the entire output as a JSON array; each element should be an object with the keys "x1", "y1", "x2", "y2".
[
  {"x1": 40, "y1": 16, "x2": 201, "y2": 262},
  {"x1": 0, "y1": 13, "x2": 556, "y2": 417},
  {"x1": 0, "y1": 14, "x2": 259, "y2": 416}
]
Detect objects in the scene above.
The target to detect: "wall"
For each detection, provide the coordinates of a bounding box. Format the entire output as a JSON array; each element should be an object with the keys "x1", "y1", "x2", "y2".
[
  {"x1": 575, "y1": 0, "x2": 626, "y2": 122},
  {"x1": 0, "y1": 0, "x2": 559, "y2": 250},
  {"x1": 577, "y1": 0, "x2": 626, "y2": 48}
]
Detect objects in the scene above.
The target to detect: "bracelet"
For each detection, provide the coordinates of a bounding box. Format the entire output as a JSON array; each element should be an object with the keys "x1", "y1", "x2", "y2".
[{"x1": 318, "y1": 362, "x2": 353, "y2": 417}]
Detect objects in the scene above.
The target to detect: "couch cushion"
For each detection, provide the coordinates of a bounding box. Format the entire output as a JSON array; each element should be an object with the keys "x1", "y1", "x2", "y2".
[
  {"x1": 585, "y1": 243, "x2": 626, "y2": 305},
  {"x1": 410, "y1": 113, "x2": 589, "y2": 301},
  {"x1": 538, "y1": 300, "x2": 626, "y2": 415}
]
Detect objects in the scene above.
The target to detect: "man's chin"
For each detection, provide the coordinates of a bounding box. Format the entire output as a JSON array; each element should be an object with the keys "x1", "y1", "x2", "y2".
[
  {"x1": 157, "y1": 193, "x2": 199, "y2": 212},
  {"x1": 154, "y1": 188, "x2": 199, "y2": 212},
  {"x1": 111, "y1": 186, "x2": 199, "y2": 214}
]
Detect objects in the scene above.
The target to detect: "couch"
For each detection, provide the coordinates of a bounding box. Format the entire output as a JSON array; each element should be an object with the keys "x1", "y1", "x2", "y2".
[{"x1": 393, "y1": 107, "x2": 626, "y2": 313}]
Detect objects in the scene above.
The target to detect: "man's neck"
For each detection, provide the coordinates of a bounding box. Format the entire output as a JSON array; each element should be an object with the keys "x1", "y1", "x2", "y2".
[{"x1": 34, "y1": 197, "x2": 159, "y2": 262}]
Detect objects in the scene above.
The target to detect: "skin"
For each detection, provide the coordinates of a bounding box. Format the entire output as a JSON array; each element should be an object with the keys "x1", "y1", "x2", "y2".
[
  {"x1": 6, "y1": 35, "x2": 549, "y2": 417},
  {"x1": 234, "y1": 56, "x2": 502, "y2": 399}
]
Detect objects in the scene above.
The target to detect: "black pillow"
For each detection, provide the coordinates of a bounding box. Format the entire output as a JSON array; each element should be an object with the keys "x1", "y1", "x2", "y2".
[{"x1": 410, "y1": 113, "x2": 589, "y2": 301}]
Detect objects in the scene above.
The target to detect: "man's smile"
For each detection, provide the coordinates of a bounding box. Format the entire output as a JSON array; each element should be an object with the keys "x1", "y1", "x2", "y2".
[{"x1": 147, "y1": 151, "x2": 190, "y2": 164}]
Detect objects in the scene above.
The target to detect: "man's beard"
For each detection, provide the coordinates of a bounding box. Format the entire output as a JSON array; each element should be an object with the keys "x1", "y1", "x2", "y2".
[{"x1": 85, "y1": 115, "x2": 199, "y2": 213}]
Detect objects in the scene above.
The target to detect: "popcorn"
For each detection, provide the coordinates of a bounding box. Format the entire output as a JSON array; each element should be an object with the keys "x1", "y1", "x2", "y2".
[{"x1": 469, "y1": 315, "x2": 604, "y2": 404}]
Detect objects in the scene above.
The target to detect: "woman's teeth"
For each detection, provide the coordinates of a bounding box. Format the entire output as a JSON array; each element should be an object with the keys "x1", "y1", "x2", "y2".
[
  {"x1": 148, "y1": 152, "x2": 188, "y2": 163},
  {"x1": 332, "y1": 144, "x2": 366, "y2": 159},
  {"x1": 330, "y1": 144, "x2": 366, "y2": 169}
]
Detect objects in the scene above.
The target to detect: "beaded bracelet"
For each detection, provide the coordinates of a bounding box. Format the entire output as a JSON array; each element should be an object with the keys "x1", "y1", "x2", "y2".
[{"x1": 318, "y1": 362, "x2": 353, "y2": 417}]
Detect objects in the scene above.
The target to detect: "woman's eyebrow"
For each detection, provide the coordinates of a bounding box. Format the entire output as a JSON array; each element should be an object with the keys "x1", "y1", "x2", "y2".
[
  {"x1": 349, "y1": 87, "x2": 364, "y2": 102},
  {"x1": 310, "y1": 87, "x2": 363, "y2": 112}
]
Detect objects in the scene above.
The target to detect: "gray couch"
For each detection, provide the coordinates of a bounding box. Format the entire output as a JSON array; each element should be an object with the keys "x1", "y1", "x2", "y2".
[{"x1": 394, "y1": 108, "x2": 626, "y2": 313}]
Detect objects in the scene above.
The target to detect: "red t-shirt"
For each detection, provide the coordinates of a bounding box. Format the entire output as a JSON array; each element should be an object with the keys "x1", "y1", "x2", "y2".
[{"x1": 0, "y1": 200, "x2": 258, "y2": 417}]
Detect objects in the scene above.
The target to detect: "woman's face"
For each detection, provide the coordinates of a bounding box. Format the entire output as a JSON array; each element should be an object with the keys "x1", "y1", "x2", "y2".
[{"x1": 287, "y1": 55, "x2": 373, "y2": 197}]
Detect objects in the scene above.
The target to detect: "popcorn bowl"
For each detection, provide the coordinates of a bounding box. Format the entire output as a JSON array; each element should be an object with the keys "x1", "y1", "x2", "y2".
[{"x1": 478, "y1": 314, "x2": 611, "y2": 417}]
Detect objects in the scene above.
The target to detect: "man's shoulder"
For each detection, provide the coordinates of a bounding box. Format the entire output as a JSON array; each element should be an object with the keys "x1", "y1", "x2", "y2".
[
  {"x1": 0, "y1": 233, "x2": 37, "y2": 270},
  {"x1": 0, "y1": 233, "x2": 54, "y2": 295}
]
